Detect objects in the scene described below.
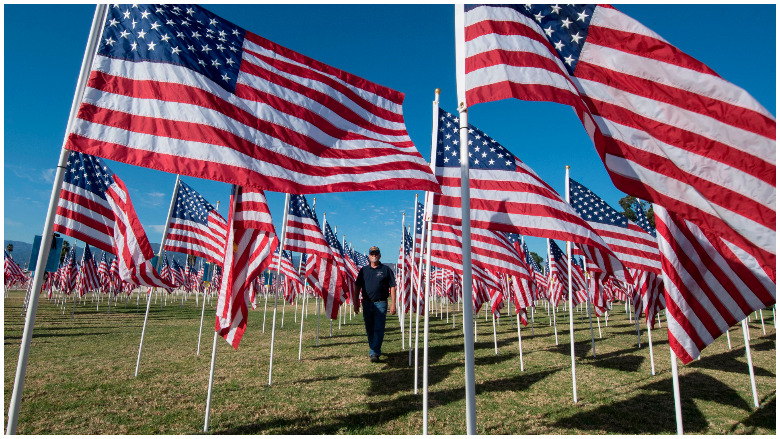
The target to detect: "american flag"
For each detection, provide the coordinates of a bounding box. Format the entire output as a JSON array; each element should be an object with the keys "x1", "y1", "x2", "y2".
[
  {"x1": 324, "y1": 221, "x2": 354, "y2": 307},
  {"x1": 569, "y1": 179, "x2": 661, "y2": 275},
  {"x1": 431, "y1": 108, "x2": 624, "y2": 280},
  {"x1": 284, "y1": 194, "x2": 331, "y2": 259},
  {"x1": 654, "y1": 204, "x2": 775, "y2": 364},
  {"x1": 429, "y1": 222, "x2": 532, "y2": 287},
  {"x1": 216, "y1": 186, "x2": 278, "y2": 349},
  {"x1": 109, "y1": 257, "x2": 120, "y2": 294},
  {"x1": 413, "y1": 200, "x2": 425, "y2": 252},
  {"x1": 489, "y1": 287, "x2": 505, "y2": 318},
  {"x1": 4, "y1": 251, "x2": 26, "y2": 287},
  {"x1": 547, "y1": 239, "x2": 567, "y2": 306},
  {"x1": 53, "y1": 152, "x2": 173, "y2": 289},
  {"x1": 458, "y1": 4, "x2": 775, "y2": 284},
  {"x1": 170, "y1": 257, "x2": 186, "y2": 287},
  {"x1": 76, "y1": 244, "x2": 101, "y2": 297},
  {"x1": 165, "y1": 179, "x2": 228, "y2": 265},
  {"x1": 60, "y1": 247, "x2": 78, "y2": 295},
  {"x1": 159, "y1": 253, "x2": 173, "y2": 292},
  {"x1": 97, "y1": 252, "x2": 111, "y2": 291},
  {"x1": 270, "y1": 249, "x2": 304, "y2": 305},
  {"x1": 67, "y1": 4, "x2": 438, "y2": 195}
]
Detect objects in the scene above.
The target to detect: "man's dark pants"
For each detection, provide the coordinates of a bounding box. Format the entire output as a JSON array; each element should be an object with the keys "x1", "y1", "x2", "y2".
[{"x1": 362, "y1": 299, "x2": 387, "y2": 357}]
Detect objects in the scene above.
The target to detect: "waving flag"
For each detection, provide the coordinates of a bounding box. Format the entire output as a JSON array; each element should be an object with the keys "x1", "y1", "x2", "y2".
[
  {"x1": 431, "y1": 109, "x2": 624, "y2": 280},
  {"x1": 655, "y1": 204, "x2": 775, "y2": 364},
  {"x1": 5, "y1": 251, "x2": 26, "y2": 286},
  {"x1": 216, "y1": 186, "x2": 278, "y2": 349},
  {"x1": 165, "y1": 180, "x2": 228, "y2": 265},
  {"x1": 569, "y1": 179, "x2": 661, "y2": 274},
  {"x1": 53, "y1": 152, "x2": 173, "y2": 289},
  {"x1": 67, "y1": 4, "x2": 438, "y2": 195},
  {"x1": 60, "y1": 248, "x2": 78, "y2": 295},
  {"x1": 76, "y1": 244, "x2": 100, "y2": 297},
  {"x1": 458, "y1": 4, "x2": 775, "y2": 283},
  {"x1": 271, "y1": 249, "x2": 304, "y2": 305},
  {"x1": 170, "y1": 257, "x2": 186, "y2": 287},
  {"x1": 285, "y1": 195, "x2": 331, "y2": 258}
]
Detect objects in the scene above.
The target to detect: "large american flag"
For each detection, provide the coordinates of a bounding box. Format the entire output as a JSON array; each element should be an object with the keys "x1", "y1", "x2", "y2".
[
  {"x1": 654, "y1": 204, "x2": 775, "y2": 364},
  {"x1": 164, "y1": 179, "x2": 228, "y2": 265},
  {"x1": 66, "y1": 4, "x2": 438, "y2": 195},
  {"x1": 547, "y1": 239, "x2": 567, "y2": 306},
  {"x1": 431, "y1": 108, "x2": 624, "y2": 280},
  {"x1": 53, "y1": 152, "x2": 173, "y2": 289},
  {"x1": 216, "y1": 186, "x2": 278, "y2": 349},
  {"x1": 458, "y1": 4, "x2": 775, "y2": 283},
  {"x1": 569, "y1": 178, "x2": 661, "y2": 274}
]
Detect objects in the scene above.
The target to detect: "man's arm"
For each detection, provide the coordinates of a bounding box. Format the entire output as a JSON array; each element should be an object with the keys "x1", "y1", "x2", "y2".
[
  {"x1": 354, "y1": 268, "x2": 363, "y2": 313},
  {"x1": 388, "y1": 286, "x2": 397, "y2": 315}
]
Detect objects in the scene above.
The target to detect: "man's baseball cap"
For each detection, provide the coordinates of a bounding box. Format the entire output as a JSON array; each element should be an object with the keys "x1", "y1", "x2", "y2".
[{"x1": 368, "y1": 246, "x2": 380, "y2": 254}]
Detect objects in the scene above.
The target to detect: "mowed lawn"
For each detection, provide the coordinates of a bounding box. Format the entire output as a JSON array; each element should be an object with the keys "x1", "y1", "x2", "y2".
[{"x1": 4, "y1": 289, "x2": 776, "y2": 434}]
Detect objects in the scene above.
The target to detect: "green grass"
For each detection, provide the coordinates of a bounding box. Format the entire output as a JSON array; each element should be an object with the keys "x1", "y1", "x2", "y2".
[{"x1": 4, "y1": 290, "x2": 776, "y2": 434}]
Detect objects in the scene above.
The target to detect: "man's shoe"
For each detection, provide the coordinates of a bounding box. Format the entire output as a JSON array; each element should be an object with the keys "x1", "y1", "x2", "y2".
[{"x1": 369, "y1": 354, "x2": 379, "y2": 363}]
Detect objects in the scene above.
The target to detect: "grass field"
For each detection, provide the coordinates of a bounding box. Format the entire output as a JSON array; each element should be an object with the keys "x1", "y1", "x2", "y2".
[{"x1": 3, "y1": 289, "x2": 776, "y2": 434}]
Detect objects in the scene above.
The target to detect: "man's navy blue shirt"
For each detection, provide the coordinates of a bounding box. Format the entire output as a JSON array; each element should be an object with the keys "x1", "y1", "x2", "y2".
[{"x1": 356, "y1": 263, "x2": 396, "y2": 302}]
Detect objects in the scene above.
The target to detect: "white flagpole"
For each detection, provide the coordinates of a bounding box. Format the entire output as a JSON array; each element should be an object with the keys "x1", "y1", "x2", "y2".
[
  {"x1": 422, "y1": 187, "x2": 434, "y2": 434},
  {"x1": 197, "y1": 277, "x2": 208, "y2": 356},
  {"x1": 6, "y1": 8, "x2": 107, "y2": 432},
  {"x1": 741, "y1": 319, "x2": 760, "y2": 407},
  {"x1": 412, "y1": 207, "x2": 428, "y2": 370},
  {"x1": 670, "y1": 347, "x2": 684, "y2": 434},
  {"x1": 136, "y1": 174, "x2": 180, "y2": 377},
  {"x1": 647, "y1": 319, "x2": 655, "y2": 375},
  {"x1": 268, "y1": 193, "x2": 290, "y2": 386},
  {"x1": 298, "y1": 278, "x2": 307, "y2": 361},
  {"x1": 492, "y1": 308, "x2": 498, "y2": 355},
  {"x1": 316, "y1": 209, "x2": 323, "y2": 347},
  {"x1": 457, "y1": 102, "x2": 477, "y2": 435},
  {"x1": 203, "y1": 330, "x2": 218, "y2": 432},
  {"x1": 585, "y1": 270, "x2": 596, "y2": 357},
  {"x1": 565, "y1": 166, "x2": 577, "y2": 403}
]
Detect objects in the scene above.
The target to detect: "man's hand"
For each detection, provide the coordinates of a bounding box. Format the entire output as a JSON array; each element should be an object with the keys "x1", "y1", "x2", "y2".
[
  {"x1": 389, "y1": 302, "x2": 397, "y2": 315},
  {"x1": 353, "y1": 303, "x2": 360, "y2": 314}
]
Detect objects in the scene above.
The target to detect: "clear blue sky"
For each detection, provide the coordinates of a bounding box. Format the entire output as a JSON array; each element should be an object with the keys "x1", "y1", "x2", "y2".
[{"x1": 3, "y1": 4, "x2": 776, "y2": 263}]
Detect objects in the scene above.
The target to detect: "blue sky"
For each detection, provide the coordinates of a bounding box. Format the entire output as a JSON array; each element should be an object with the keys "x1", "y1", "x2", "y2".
[{"x1": 3, "y1": 4, "x2": 776, "y2": 263}]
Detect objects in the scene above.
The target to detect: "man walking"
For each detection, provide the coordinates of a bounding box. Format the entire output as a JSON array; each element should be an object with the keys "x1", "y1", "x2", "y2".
[{"x1": 354, "y1": 246, "x2": 396, "y2": 362}]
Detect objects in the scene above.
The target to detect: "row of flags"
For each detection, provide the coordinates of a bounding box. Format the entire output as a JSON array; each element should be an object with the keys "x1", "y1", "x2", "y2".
[{"x1": 29, "y1": 3, "x2": 774, "y2": 365}]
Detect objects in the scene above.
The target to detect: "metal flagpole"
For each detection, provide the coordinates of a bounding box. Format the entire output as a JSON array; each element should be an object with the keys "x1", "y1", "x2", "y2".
[
  {"x1": 407, "y1": 192, "x2": 421, "y2": 356},
  {"x1": 741, "y1": 319, "x2": 760, "y2": 407},
  {"x1": 457, "y1": 102, "x2": 477, "y2": 435},
  {"x1": 316, "y1": 208, "x2": 323, "y2": 347},
  {"x1": 203, "y1": 330, "x2": 218, "y2": 432},
  {"x1": 585, "y1": 270, "x2": 595, "y2": 357},
  {"x1": 136, "y1": 174, "x2": 180, "y2": 377},
  {"x1": 268, "y1": 193, "x2": 291, "y2": 386},
  {"x1": 6, "y1": 6, "x2": 108, "y2": 433},
  {"x1": 565, "y1": 166, "x2": 577, "y2": 403},
  {"x1": 492, "y1": 307, "x2": 498, "y2": 355},
  {"x1": 197, "y1": 281, "x2": 208, "y2": 356},
  {"x1": 298, "y1": 278, "x2": 307, "y2": 361},
  {"x1": 670, "y1": 347, "x2": 684, "y2": 434},
  {"x1": 422, "y1": 186, "x2": 434, "y2": 435}
]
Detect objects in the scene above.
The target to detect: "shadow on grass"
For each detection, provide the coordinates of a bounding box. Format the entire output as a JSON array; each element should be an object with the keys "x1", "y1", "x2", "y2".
[
  {"x1": 730, "y1": 393, "x2": 776, "y2": 433},
  {"x1": 214, "y1": 368, "x2": 561, "y2": 434},
  {"x1": 554, "y1": 371, "x2": 754, "y2": 433},
  {"x1": 690, "y1": 341, "x2": 775, "y2": 377}
]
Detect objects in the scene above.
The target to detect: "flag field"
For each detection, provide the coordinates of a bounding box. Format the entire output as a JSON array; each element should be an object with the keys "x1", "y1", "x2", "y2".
[{"x1": 4, "y1": 290, "x2": 775, "y2": 434}]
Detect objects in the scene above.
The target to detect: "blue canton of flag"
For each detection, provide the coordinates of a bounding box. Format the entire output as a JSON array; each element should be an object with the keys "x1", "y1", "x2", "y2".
[
  {"x1": 524, "y1": 240, "x2": 543, "y2": 274},
  {"x1": 289, "y1": 195, "x2": 321, "y2": 228},
  {"x1": 435, "y1": 109, "x2": 516, "y2": 170},
  {"x1": 505, "y1": 4, "x2": 597, "y2": 75},
  {"x1": 63, "y1": 152, "x2": 115, "y2": 195},
  {"x1": 173, "y1": 180, "x2": 218, "y2": 224},
  {"x1": 549, "y1": 239, "x2": 567, "y2": 265},
  {"x1": 403, "y1": 227, "x2": 414, "y2": 255},
  {"x1": 323, "y1": 222, "x2": 344, "y2": 257},
  {"x1": 633, "y1": 200, "x2": 656, "y2": 238},
  {"x1": 569, "y1": 179, "x2": 628, "y2": 228},
  {"x1": 100, "y1": 4, "x2": 245, "y2": 92},
  {"x1": 415, "y1": 201, "x2": 425, "y2": 236}
]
